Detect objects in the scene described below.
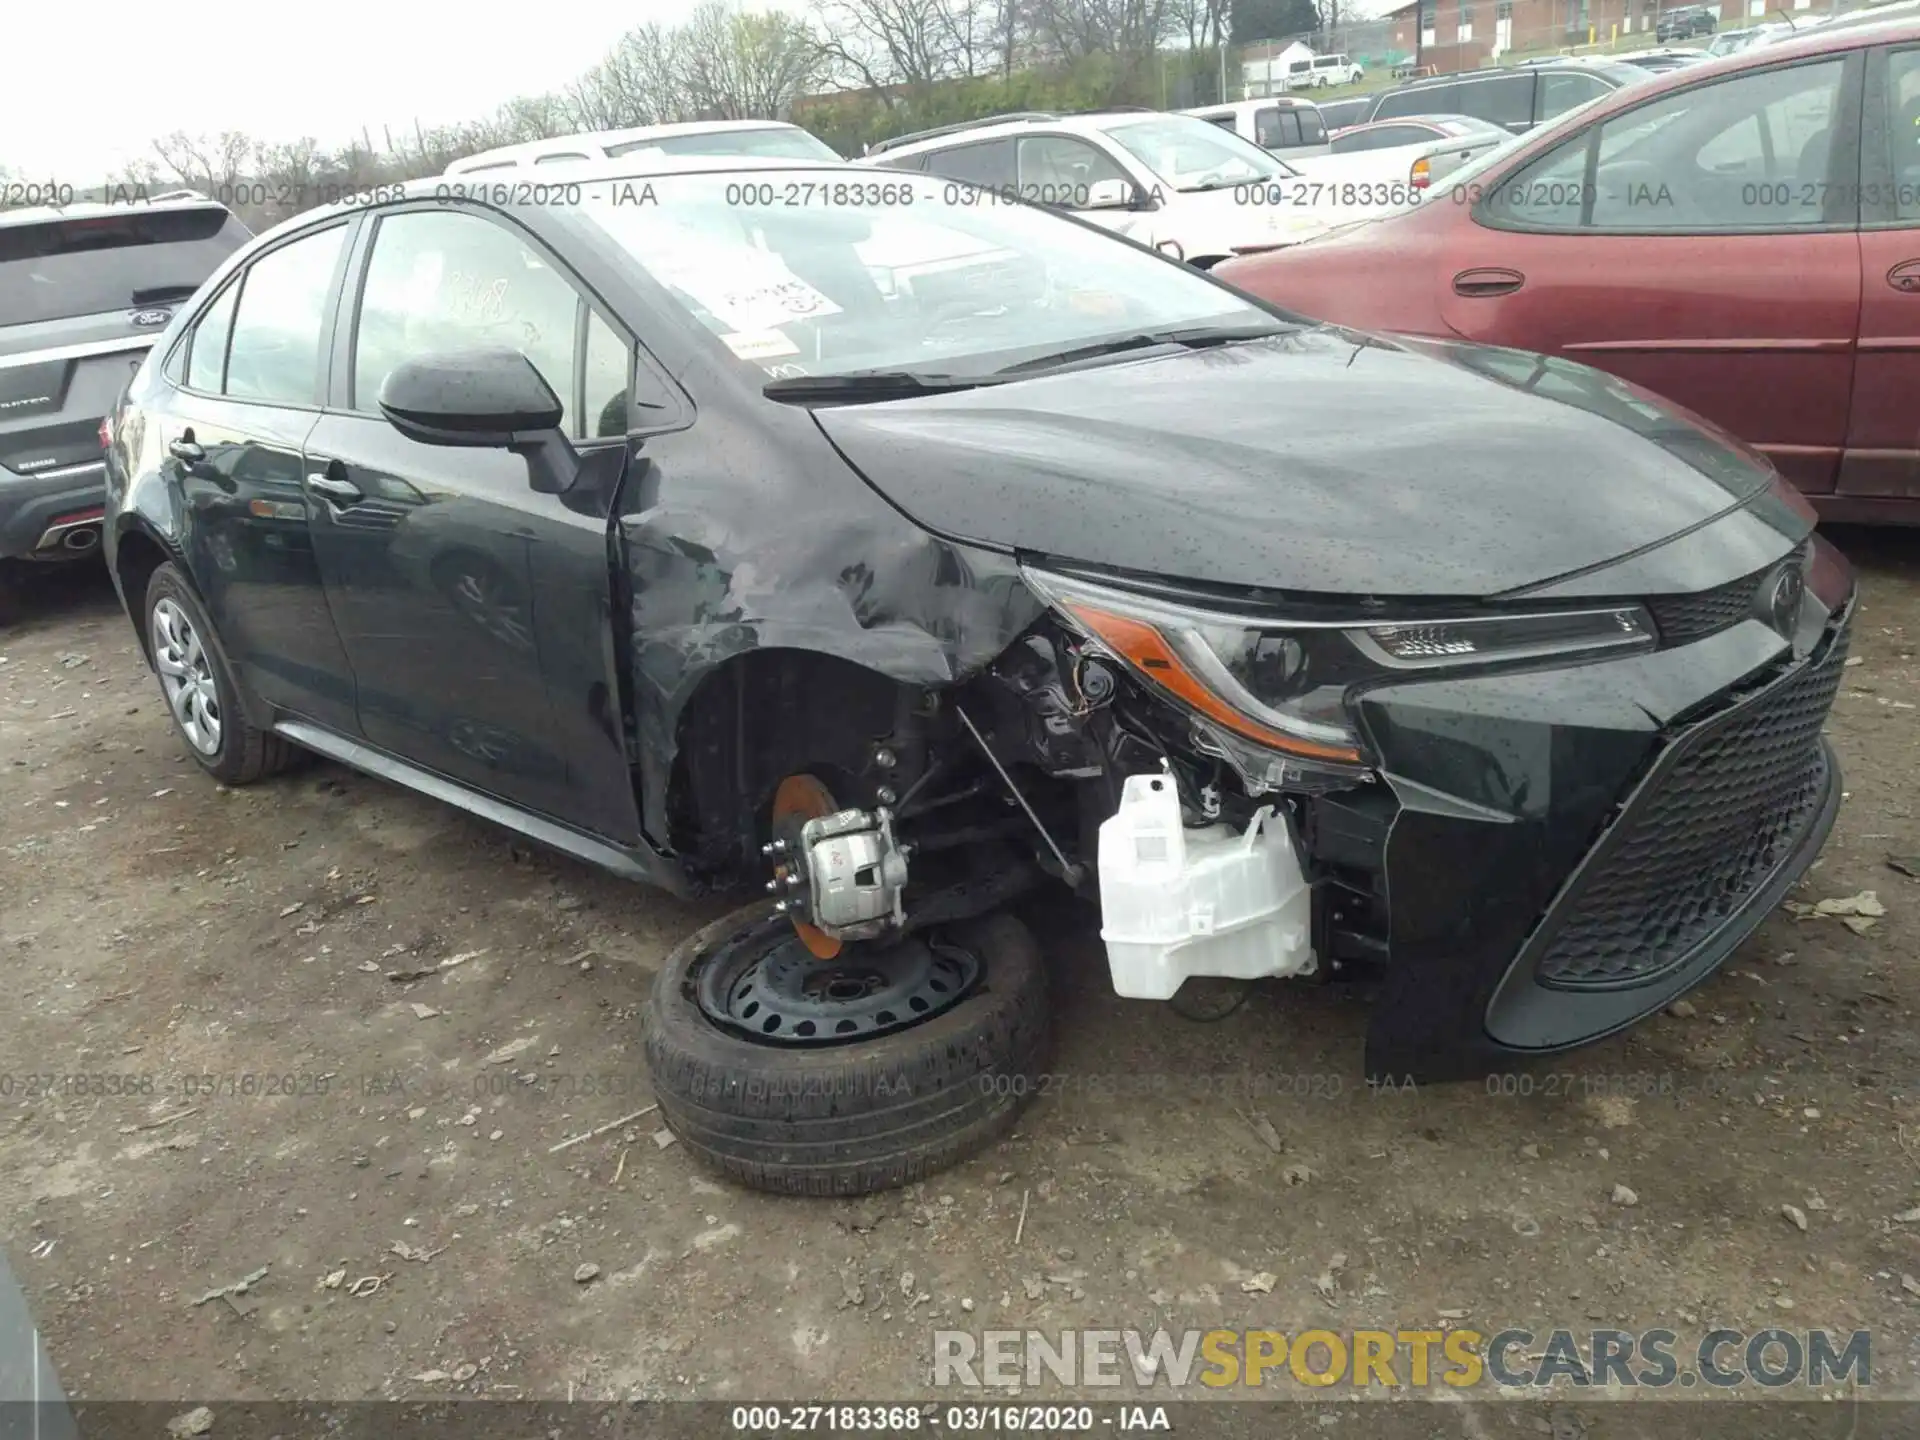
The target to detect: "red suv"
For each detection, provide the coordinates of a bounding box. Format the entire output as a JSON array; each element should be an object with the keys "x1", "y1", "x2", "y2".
[{"x1": 1219, "y1": 21, "x2": 1920, "y2": 523}]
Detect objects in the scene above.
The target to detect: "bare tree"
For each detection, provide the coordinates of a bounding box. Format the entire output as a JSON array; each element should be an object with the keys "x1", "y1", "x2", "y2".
[
  {"x1": 571, "y1": 22, "x2": 697, "y2": 129},
  {"x1": 151, "y1": 130, "x2": 255, "y2": 194},
  {"x1": 1024, "y1": 0, "x2": 1176, "y2": 61},
  {"x1": 811, "y1": 0, "x2": 1001, "y2": 89},
  {"x1": 680, "y1": 2, "x2": 830, "y2": 119}
]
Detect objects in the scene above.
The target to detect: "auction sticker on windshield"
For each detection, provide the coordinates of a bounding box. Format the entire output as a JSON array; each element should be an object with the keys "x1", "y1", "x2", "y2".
[{"x1": 655, "y1": 252, "x2": 844, "y2": 333}]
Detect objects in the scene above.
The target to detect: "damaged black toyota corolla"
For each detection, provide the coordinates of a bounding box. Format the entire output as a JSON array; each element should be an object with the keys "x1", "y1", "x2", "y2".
[{"x1": 103, "y1": 159, "x2": 1852, "y2": 1195}]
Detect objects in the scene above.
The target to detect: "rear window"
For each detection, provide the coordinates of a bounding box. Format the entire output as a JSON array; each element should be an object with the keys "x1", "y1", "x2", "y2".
[{"x1": 0, "y1": 206, "x2": 250, "y2": 327}]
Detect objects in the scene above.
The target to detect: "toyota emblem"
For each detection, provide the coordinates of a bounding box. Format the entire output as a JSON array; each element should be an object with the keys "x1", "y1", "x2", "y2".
[{"x1": 1762, "y1": 562, "x2": 1804, "y2": 636}]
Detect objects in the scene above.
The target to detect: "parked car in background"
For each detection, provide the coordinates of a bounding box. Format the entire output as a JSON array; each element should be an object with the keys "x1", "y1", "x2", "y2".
[
  {"x1": 1355, "y1": 57, "x2": 1648, "y2": 133},
  {"x1": 1217, "y1": 18, "x2": 1920, "y2": 522},
  {"x1": 1656, "y1": 3, "x2": 1716, "y2": 41},
  {"x1": 443, "y1": 120, "x2": 842, "y2": 173},
  {"x1": 1181, "y1": 97, "x2": 1331, "y2": 155},
  {"x1": 863, "y1": 111, "x2": 1353, "y2": 266},
  {"x1": 1317, "y1": 95, "x2": 1376, "y2": 131},
  {"x1": 101, "y1": 153, "x2": 1855, "y2": 1198},
  {"x1": 2, "y1": 195, "x2": 250, "y2": 569},
  {"x1": 1311, "y1": 113, "x2": 1511, "y2": 189},
  {"x1": 1706, "y1": 22, "x2": 1796, "y2": 55},
  {"x1": 1286, "y1": 52, "x2": 1365, "y2": 88},
  {"x1": 1619, "y1": 46, "x2": 1711, "y2": 72}
]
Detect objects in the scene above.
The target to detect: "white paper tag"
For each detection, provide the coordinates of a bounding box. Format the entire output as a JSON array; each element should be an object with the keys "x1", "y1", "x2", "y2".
[{"x1": 720, "y1": 329, "x2": 802, "y2": 360}]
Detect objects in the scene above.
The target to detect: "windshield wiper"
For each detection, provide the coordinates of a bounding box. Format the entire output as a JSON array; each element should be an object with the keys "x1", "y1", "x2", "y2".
[
  {"x1": 762, "y1": 371, "x2": 1003, "y2": 403},
  {"x1": 1178, "y1": 176, "x2": 1272, "y2": 193},
  {"x1": 993, "y1": 323, "x2": 1296, "y2": 376}
]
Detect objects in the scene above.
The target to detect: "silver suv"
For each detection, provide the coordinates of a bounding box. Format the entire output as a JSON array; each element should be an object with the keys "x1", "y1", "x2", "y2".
[{"x1": 1, "y1": 196, "x2": 250, "y2": 565}]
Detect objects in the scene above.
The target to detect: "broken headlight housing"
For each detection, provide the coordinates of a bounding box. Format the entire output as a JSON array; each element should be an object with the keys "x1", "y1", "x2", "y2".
[{"x1": 1022, "y1": 567, "x2": 1655, "y2": 780}]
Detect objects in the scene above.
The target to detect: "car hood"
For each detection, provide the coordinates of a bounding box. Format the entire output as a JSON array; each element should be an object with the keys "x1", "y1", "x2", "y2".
[{"x1": 812, "y1": 327, "x2": 1779, "y2": 598}]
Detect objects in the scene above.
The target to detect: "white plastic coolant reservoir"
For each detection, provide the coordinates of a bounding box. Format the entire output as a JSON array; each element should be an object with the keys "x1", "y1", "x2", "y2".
[{"x1": 1096, "y1": 771, "x2": 1315, "y2": 1000}]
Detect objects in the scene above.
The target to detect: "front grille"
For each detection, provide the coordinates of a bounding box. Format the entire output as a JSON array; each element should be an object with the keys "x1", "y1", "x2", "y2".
[
  {"x1": 1646, "y1": 541, "x2": 1810, "y2": 647},
  {"x1": 1532, "y1": 614, "x2": 1848, "y2": 990}
]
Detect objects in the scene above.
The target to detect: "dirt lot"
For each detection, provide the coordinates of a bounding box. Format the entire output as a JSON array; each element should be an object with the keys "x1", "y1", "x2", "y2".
[{"x1": 2, "y1": 534, "x2": 1919, "y2": 1416}]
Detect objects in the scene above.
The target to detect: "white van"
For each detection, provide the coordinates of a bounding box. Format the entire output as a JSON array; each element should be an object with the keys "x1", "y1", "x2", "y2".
[
  {"x1": 1287, "y1": 53, "x2": 1365, "y2": 89},
  {"x1": 443, "y1": 121, "x2": 842, "y2": 174}
]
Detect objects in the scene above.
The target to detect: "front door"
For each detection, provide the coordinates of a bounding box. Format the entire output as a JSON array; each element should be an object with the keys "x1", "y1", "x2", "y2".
[
  {"x1": 1439, "y1": 53, "x2": 1862, "y2": 497},
  {"x1": 301, "y1": 205, "x2": 643, "y2": 841},
  {"x1": 1842, "y1": 41, "x2": 1920, "y2": 501}
]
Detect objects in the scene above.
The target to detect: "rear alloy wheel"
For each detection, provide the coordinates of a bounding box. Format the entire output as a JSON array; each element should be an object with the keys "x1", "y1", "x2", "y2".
[
  {"x1": 144, "y1": 562, "x2": 294, "y2": 785},
  {"x1": 643, "y1": 901, "x2": 1051, "y2": 1196}
]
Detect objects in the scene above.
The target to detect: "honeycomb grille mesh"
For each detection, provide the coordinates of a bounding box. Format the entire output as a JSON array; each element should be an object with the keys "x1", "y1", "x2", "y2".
[
  {"x1": 1532, "y1": 617, "x2": 1848, "y2": 991},
  {"x1": 1646, "y1": 542, "x2": 1811, "y2": 647}
]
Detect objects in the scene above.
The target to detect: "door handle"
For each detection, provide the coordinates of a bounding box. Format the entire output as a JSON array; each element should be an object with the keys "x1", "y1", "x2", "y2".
[
  {"x1": 1453, "y1": 267, "x2": 1525, "y2": 298},
  {"x1": 168, "y1": 435, "x2": 205, "y2": 464},
  {"x1": 306, "y1": 472, "x2": 364, "y2": 507},
  {"x1": 1888, "y1": 260, "x2": 1920, "y2": 293}
]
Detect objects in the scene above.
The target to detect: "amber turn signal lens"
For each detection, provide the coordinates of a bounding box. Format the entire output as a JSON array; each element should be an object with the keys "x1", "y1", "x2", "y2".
[{"x1": 1063, "y1": 601, "x2": 1363, "y2": 765}]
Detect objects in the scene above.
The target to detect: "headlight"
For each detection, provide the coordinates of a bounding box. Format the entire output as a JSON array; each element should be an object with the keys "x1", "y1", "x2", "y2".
[{"x1": 1022, "y1": 567, "x2": 1656, "y2": 771}]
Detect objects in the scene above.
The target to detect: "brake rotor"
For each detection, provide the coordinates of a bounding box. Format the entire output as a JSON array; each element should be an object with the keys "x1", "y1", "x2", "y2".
[
  {"x1": 770, "y1": 772, "x2": 841, "y2": 959},
  {"x1": 696, "y1": 925, "x2": 983, "y2": 1045}
]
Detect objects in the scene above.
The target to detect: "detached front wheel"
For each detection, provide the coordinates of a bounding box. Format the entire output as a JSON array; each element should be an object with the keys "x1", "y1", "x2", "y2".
[{"x1": 642, "y1": 903, "x2": 1051, "y2": 1196}]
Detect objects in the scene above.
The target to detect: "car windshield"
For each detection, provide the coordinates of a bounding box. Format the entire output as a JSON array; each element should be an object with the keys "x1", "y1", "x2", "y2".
[
  {"x1": 1098, "y1": 114, "x2": 1296, "y2": 190},
  {"x1": 608, "y1": 127, "x2": 842, "y2": 163},
  {"x1": 575, "y1": 168, "x2": 1279, "y2": 381}
]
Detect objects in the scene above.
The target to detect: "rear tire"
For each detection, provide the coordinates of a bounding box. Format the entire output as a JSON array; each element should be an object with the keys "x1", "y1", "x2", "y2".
[
  {"x1": 144, "y1": 563, "x2": 295, "y2": 786},
  {"x1": 643, "y1": 903, "x2": 1051, "y2": 1196}
]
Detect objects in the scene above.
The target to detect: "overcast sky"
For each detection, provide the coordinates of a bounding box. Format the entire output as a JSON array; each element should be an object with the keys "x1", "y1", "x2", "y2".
[{"x1": 4, "y1": 0, "x2": 700, "y2": 180}]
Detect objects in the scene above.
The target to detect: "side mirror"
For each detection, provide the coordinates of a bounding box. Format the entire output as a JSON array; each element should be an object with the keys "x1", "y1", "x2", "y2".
[
  {"x1": 1083, "y1": 178, "x2": 1141, "y2": 211},
  {"x1": 378, "y1": 348, "x2": 581, "y2": 494}
]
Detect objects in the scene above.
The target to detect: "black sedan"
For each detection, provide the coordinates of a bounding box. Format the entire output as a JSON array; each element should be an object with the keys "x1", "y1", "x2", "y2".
[{"x1": 103, "y1": 157, "x2": 1853, "y2": 1195}]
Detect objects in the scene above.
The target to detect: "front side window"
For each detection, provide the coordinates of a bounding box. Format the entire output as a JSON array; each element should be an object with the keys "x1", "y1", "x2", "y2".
[
  {"x1": 223, "y1": 224, "x2": 347, "y2": 405},
  {"x1": 577, "y1": 168, "x2": 1276, "y2": 382},
  {"x1": 352, "y1": 210, "x2": 582, "y2": 432},
  {"x1": 1484, "y1": 58, "x2": 1845, "y2": 232},
  {"x1": 583, "y1": 311, "x2": 634, "y2": 438},
  {"x1": 1015, "y1": 135, "x2": 1132, "y2": 207}
]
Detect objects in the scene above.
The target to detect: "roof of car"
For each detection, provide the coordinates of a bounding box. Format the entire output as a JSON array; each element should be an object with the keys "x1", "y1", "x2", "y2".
[
  {"x1": 450, "y1": 119, "x2": 819, "y2": 168},
  {"x1": 870, "y1": 109, "x2": 1197, "y2": 160},
  {"x1": 0, "y1": 195, "x2": 232, "y2": 230},
  {"x1": 1717, "y1": 10, "x2": 1920, "y2": 56}
]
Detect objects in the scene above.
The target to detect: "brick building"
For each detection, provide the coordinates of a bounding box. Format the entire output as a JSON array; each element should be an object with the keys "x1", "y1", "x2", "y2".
[{"x1": 1383, "y1": 0, "x2": 1826, "y2": 70}]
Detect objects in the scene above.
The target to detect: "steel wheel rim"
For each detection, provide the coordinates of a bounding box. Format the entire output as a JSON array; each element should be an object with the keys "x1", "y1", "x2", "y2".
[
  {"x1": 694, "y1": 917, "x2": 982, "y2": 1047},
  {"x1": 151, "y1": 597, "x2": 221, "y2": 755}
]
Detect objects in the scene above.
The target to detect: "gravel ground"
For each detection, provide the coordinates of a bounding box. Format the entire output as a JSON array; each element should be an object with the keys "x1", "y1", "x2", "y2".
[{"x1": 1, "y1": 532, "x2": 1917, "y2": 1416}]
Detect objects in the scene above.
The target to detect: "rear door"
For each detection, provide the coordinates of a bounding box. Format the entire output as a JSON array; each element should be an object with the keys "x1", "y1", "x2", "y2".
[
  {"x1": 1439, "y1": 52, "x2": 1863, "y2": 497},
  {"x1": 1, "y1": 205, "x2": 249, "y2": 552},
  {"x1": 146, "y1": 220, "x2": 362, "y2": 731},
  {"x1": 1842, "y1": 40, "x2": 1920, "y2": 501}
]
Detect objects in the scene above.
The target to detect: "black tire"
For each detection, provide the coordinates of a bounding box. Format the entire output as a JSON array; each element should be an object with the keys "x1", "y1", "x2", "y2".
[
  {"x1": 643, "y1": 903, "x2": 1051, "y2": 1196},
  {"x1": 144, "y1": 562, "x2": 295, "y2": 786}
]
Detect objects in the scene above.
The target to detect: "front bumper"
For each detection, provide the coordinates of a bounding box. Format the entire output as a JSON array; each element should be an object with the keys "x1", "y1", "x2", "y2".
[
  {"x1": 0, "y1": 461, "x2": 108, "y2": 562},
  {"x1": 1352, "y1": 560, "x2": 1853, "y2": 1082}
]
